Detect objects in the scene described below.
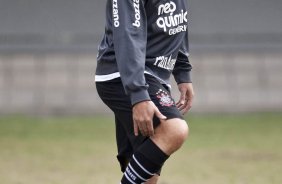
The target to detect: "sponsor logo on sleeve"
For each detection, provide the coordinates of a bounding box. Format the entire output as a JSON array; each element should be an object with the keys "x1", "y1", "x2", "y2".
[
  {"x1": 154, "y1": 54, "x2": 176, "y2": 70},
  {"x1": 113, "y1": 0, "x2": 120, "y2": 27},
  {"x1": 132, "y1": 0, "x2": 141, "y2": 27},
  {"x1": 156, "y1": 1, "x2": 188, "y2": 35}
]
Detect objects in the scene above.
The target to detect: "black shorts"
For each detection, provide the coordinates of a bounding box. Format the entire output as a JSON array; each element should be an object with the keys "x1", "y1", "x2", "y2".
[{"x1": 96, "y1": 74, "x2": 183, "y2": 173}]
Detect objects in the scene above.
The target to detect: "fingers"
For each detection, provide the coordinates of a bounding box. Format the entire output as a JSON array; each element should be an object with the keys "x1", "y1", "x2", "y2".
[
  {"x1": 140, "y1": 118, "x2": 150, "y2": 136},
  {"x1": 146, "y1": 119, "x2": 154, "y2": 136},
  {"x1": 135, "y1": 118, "x2": 154, "y2": 137},
  {"x1": 180, "y1": 98, "x2": 193, "y2": 115},
  {"x1": 180, "y1": 91, "x2": 194, "y2": 114},
  {"x1": 139, "y1": 106, "x2": 165, "y2": 137},
  {"x1": 133, "y1": 119, "x2": 139, "y2": 136},
  {"x1": 177, "y1": 83, "x2": 195, "y2": 115},
  {"x1": 177, "y1": 94, "x2": 193, "y2": 114},
  {"x1": 177, "y1": 91, "x2": 187, "y2": 112},
  {"x1": 154, "y1": 106, "x2": 167, "y2": 120},
  {"x1": 176, "y1": 90, "x2": 186, "y2": 109},
  {"x1": 132, "y1": 101, "x2": 166, "y2": 137}
]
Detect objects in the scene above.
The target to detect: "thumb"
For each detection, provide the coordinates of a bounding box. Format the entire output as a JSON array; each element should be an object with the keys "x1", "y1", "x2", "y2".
[{"x1": 154, "y1": 107, "x2": 167, "y2": 120}]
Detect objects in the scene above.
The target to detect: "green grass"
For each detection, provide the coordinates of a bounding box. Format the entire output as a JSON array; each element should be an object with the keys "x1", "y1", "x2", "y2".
[{"x1": 0, "y1": 113, "x2": 281, "y2": 184}]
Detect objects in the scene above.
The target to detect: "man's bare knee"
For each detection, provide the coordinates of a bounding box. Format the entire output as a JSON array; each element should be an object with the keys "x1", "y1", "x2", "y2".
[
  {"x1": 151, "y1": 118, "x2": 189, "y2": 155},
  {"x1": 169, "y1": 119, "x2": 189, "y2": 147}
]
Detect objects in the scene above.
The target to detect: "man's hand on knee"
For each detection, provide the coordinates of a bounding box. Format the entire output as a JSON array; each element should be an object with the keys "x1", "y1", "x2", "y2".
[{"x1": 133, "y1": 101, "x2": 167, "y2": 137}]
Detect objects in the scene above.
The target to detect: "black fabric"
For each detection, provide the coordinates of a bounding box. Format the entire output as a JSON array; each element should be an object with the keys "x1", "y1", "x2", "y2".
[
  {"x1": 138, "y1": 139, "x2": 169, "y2": 167},
  {"x1": 96, "y1": 74, "x2": 182, "y2": 174},
  {"x1": 121, "y1": 140, "x2": 168, "y2": 184},
  {"x1": 122, "y1": 152, "x2": 153, "y2": 183}
]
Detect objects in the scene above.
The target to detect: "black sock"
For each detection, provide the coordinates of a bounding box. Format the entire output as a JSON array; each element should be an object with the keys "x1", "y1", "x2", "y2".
[{"x1": 121, "y1": 139, "x2": 169, "y2": 184}]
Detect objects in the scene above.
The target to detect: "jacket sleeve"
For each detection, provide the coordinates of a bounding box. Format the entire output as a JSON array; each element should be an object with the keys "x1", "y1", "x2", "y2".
[
  {"x1": 112, "y1": 0, "x2": 149, "y2": 105},
  {"x1": 173, "y1": 32, "x2": 192, "y2": 84}
]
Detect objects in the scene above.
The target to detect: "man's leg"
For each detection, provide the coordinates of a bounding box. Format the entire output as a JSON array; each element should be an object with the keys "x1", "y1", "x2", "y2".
[
  {"x1": 121, "y1": 118, "x2": 189, "y2": 184},
  {"x1": 145, "y1": 175, "x2": 159, "y2": 184},
  {"x1": 144, "y1": 117, "x2": 188, "y2": 184},
  {"x1": 151, "y1": 118, "x2": 188, "y2": 155},
  {"x1": 97, "y1": 76, "x2": 189, "y2": 184}
]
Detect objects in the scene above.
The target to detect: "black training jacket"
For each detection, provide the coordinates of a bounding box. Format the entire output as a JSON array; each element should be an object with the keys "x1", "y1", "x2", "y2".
[{"x1": 95, "y1": 0, "x2": 192, "y2": 105}]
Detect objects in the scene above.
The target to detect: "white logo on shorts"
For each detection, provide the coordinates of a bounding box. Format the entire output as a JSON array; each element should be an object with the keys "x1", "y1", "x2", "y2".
[{"x1": 156, "y1": 89, "x2": 174, "y2": 107}]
